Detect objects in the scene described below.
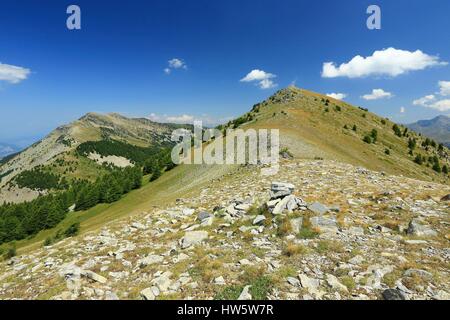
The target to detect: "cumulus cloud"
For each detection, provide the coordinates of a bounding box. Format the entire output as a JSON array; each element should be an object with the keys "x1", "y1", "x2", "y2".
[
  {"x1": 326, "y1": 93, "x2": 347, "y2": 100},
  {"x1": 164, "y1": 58, "x2": 187, "y2": 74},
  {"x1": 413, "y1": 95, "x2": 436, "y2": 107},
  {"x1": 412, "y1": 94, "x2": 450, "y2": 111},
  {"x1": 428, "y1": 99, "x2": 450, "y2": 111},
  {"x1": 147, "y1": 113, "x2": 232, "y2": 127},
  {"x1": 321, "y1": 48, "x2": 447, "y2": 78},
  {"x1": 240, "y1": 69, "x2": 277, "y2": 89},
  {"x1": 362, "y1": 89, "x2": 393, "y2": 100},
  {"x1": 400, "y1": 107, "x2": 406, "y2": 113},
  {"x1": 0, "y1": 62, "x2": 31, "y2": 84},
  {"x1": 438, "y1": 81, "x2": 450, "y2": 96}
]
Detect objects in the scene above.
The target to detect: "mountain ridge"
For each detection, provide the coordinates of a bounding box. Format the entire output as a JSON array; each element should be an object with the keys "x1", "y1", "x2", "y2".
[{"x1": 407, "y1": 115, "x2": 450, "y2": 147}]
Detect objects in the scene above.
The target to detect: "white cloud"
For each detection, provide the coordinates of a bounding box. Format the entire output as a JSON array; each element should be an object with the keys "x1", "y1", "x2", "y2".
[
  {"x1": 413, "y1": 94, "x2": 436, "y2": 107},
  {"x1": 429, "y1": 99, "x2": 450, "y2": 111},
  {"x1": 326, "y1": 92, "x2": 347, "y2": 100},
  {"x1": 438, "y1": 81, "x2": 450, "y2": 96},
  {"x1": 147, "y1": 113, "x2": 232, "y2": 126},
  {"x1": 240, "y1": 69, "x2": 278, "y2": 89},
  {"x1": 0, "y1": 62, "x2": 31, "y2": 84},
  {"x1": 164, "y1": 58, "x2": 187, "y2": 74},
  {"x1": 412, "y1": 94, "x2": 450, "y2": 111},
  {"x1": 362, "y1": 89, "x2": 393, "y2": 100},
  {"x1": 400, "y1": 106, "x2": 406, "y2": 113},
  {"x1": 321, "y1": 48, "x2": 447, "y2": 78}
]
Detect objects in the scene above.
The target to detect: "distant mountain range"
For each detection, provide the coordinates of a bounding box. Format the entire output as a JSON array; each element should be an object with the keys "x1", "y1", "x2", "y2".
[
  {"x1": 407, "y1": 115, "x2": 450, "y2": 147},
  {"x1": 0, "y1": 143, "x2": 19, "y2": 159}
]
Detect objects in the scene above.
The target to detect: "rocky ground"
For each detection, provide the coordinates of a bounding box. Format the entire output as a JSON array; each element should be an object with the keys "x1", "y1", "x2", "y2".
[{"x1": 0, "y1": 159, "x2": 449, "y2": 300}]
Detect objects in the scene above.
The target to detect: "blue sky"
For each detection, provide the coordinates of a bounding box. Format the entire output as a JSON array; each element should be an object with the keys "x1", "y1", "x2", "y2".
[{"x1": 0, "y1": 0, "x2": 449, "y2": 147}]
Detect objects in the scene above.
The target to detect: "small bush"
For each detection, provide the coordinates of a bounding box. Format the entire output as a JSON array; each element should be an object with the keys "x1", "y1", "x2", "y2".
[
  {"x1": 282, "y1": 242, "x2": 307, "y2": 257},
  {"x1": 298, "y1": 226, "x2": 319, "y2": 239},
  {"x1": 340, "y1": 276, "x2": 356, "y2": 291},
  {"x1": 64, "y1": 223, "x2": 80, "y2": 237},
  {"x1": 276, "y1": 216, "x2": 292, "y2": 236},
  {"x1": 384, "y1": 149, "x2": 390, "y2": 155},
  {"x1": 363, "y1": 135, "x2": 372, "y2": 144},
  {"x1": 215, "y1": 285, "x2": 243, "y2": 300},
  {"x1": 5, "y1": 244, "x2": 16, "y2": 259}
]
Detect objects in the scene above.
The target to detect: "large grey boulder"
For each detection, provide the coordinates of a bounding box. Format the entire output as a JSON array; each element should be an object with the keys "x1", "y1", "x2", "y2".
[
  {"x1": 382, "y1": 289, "x2": 405, "y2": 300},
  {"x1": 310, "y1": 216, "x2": 338, "y2": 233},
  {"x1": 270, "y1": 182, "x2": 295, "y2": 200},
  {"x1": 138, "y1": 254, "x2": 164, "y2": 268},
  {"x1": 308, "y1": 202, "x2": 329, "y2": 215},
  {"x1": 407, "y1": 219, "x2": 437, "y2": 237},
  {"x1": 180, "y1": 231, "x2": 209, "y2": 249}
]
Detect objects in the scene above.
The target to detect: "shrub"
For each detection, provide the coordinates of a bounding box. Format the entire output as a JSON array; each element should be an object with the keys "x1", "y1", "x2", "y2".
[
  {"x1": 298, "y1": 226, "x2": 319, "y2": 239},
  {"x1": 414, "y1": 154, "x2": 423, "y2": 165},
  {"x1": 5, "y1": 243, "x2": 16, "y2": 259},
  {"x1": 277, "y1": 216, "x2": 293, "y2": 236},
  {"x1": 335, "y1": 105, "x2": 341, "y2": 112},
  {"x1": 443, "y1": 165, "x2": 449, "y2": 174},
  {"x1": 384, "y1": 149, "x2": 390, "y2": 155},
  {"x1": 340, "y1": 276, "x2": 356, "y2": 291},
  {"x1": 432, "y1": 162, "x2": 442, "y2": 173},
  {"x1": 352, "y1": 125, "x2": 357, "y2": 132},
  {"x1": 370, "y1": 129, "x2": 378, "y2": 143},
  {"x1": 393, "y1": 124, "x2": 402, "y2": 137},
  {"x1": 363, "y1": 135, "x2": 372, "y2": 144},
  {"x1": 44, "y1": 237, "x2": 54, "y2": 246},
  {"x1": 282, "y1": 242, "x2": 307, "y2": 257},
  {"x1": 64, "y1": 223, "x2": 80, "y2": 237}
]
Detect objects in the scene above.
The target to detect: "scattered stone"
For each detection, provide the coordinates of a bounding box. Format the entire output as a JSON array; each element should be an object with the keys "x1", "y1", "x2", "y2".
[
  {"x1": 140, "y1": 288, "x2": 155, "y2": 300},
  {"x1": 287, "y1": 277, "x2": 300, "y2": 287},
  {"x1": 407, "y1": 219, "x2": 437, "y2": 237},
  {"x1": 326, "y1": 274, "x2": 348, "y2": 292},
  {"x1": 270, "y1": 182, "x2": 294, "y2": 200},
  {"x1": 253, "y1": 215, "x2": 266, "y2": 225},
  {"x1": 404, "y1": 269, "x2": 433, "y2": 280},
  {"x1": 139, "y1": 255, "x2": 164, "y2": 268},
  {"x1": 197, "y1": 211, "x2": 212, "y2": 221},
  {"x1": 238, "y1": 285, "x2": 252, "y2": 300},
  {"x1": 214, "y1": 276, "x2": 226, "y2": 285},
  {"x1": 180, "y1": 231, "x2": 209, "y2": 249},
  {"x1": 310, "y1": 216, "x2": 338, "y2": 233},
  {"x1": 82, "y1": 270, "x2": 107, "y2": 284},
  {"x1": 308, "y1": 202, "x2": 329, "y2": 215},
  {"x1": 290, "y1": 217, "x2": 303, "y2": 234},
  {"x1": 382, "y1": 289, "x2": 405, "y2": 300}
]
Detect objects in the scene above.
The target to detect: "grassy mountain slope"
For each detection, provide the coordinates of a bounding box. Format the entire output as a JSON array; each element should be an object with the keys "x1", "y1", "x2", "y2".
[
  {"x1": 232, "y1": 87, "x2": 449, "y2": 184},
  {"x1": 0, "y1": 113, "x2": 185, "y2": 203}
]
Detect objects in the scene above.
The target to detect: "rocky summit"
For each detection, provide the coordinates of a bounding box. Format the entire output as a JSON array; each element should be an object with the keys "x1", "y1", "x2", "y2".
[{"x1": 1, "y1": 159, "x2": 449, "y2": 300}]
